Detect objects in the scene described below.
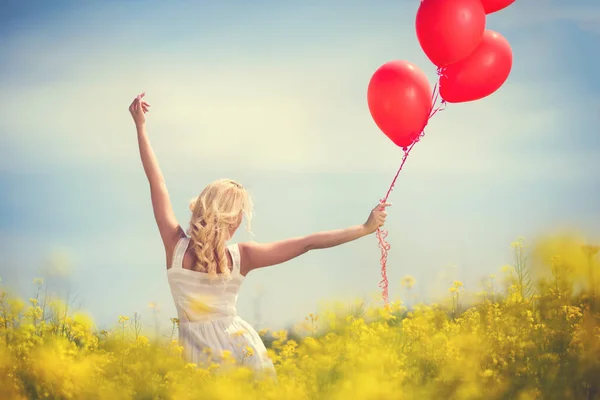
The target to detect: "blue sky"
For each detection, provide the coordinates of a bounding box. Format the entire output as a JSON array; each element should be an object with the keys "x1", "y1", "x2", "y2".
[{"x1": 1, "y1": 0, "x2": 599, "y2": 332}]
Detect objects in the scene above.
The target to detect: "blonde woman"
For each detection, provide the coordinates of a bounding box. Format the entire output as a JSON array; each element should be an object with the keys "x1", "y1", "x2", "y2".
[{"x1": 128, "y1": 92, "x2": 390, "y2": 376}]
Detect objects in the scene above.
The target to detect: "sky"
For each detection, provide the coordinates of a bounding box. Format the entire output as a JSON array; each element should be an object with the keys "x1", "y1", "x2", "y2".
[{"x1": 0, "y1": 0, "x2": 599, "y2": 332}]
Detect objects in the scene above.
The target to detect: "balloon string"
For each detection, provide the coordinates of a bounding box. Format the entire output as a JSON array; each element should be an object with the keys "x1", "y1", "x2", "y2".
[
  {"x1": 376, "y1": 144, "x2": 414, "y2": 306},
  {"x1": 376, "y1": 76, "x2": 446, "y2": 306}
]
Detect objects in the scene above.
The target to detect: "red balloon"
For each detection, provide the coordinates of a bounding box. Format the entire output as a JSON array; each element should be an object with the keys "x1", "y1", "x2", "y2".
[
  {"x1": 367, "y1": 61, "x2": 432, "y2": 148},
  {"x1": 416, "y1": 0, "x2": 486, "y2": 68},
  {"x1": 440, "y1": 30, "x2": 513, "y2": 103},
  {"x1": 480, "y1": 0, "x2": 516, "y2": 14}
]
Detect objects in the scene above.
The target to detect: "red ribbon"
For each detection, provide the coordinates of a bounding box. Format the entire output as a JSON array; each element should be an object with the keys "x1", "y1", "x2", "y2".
[{"x1": 376, "y1": 73, "x2": 446, "y2": 305}]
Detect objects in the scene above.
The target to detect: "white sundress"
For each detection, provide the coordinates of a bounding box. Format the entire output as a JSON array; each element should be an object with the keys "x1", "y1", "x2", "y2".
[{"x1": 167, "y1": 237, "x2": 275, "y2": 376}]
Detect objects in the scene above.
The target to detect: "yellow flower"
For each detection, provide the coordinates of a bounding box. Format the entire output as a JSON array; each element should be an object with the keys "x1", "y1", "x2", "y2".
[
  {"x1": 482, "y1": 369, "x2": 494, "y2": 377},
  {"x1": 135, "y1": 336, "x2": 150, "y2": 347},
  {"x1": 401, "y1": 275, "x2": 416, "y2": 289},
  {"x1": 185, "y1": 363, "x2": 198, "y2": 370},
  {"x1": 230, "y1": 329, "x2": 247, "y2": 338},
  {"x1": 501, "y1": 265, "x2": 515, "y2": 274},
  {"x1": 220, "y1": 350, "x2": 234, "y2": 363},
  {"x1": 271, "y1": 330, "x2": 288, "y2": 341},
  {"x1": 2, "y1": 231, "x2": 598, "y2": 399},
  {"x1": 510, "y1": 237, "x2": 526, "y2": 249},
  {"x1": 305, "y1": 312, "x2": 319, "y2": 322},
  {"x1": 258, "y1": 328, "x2": 269, "y2": 336}
]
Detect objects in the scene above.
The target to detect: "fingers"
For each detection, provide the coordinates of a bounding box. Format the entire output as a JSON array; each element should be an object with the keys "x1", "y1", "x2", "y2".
[
  {"x1": 135, "y1": 93, "x2": 145, "y2": 112},
  {"x1": 373, "y1": 202, "x2": 392, "y2": 212},
  {"x1": 137, "y1": 100, "x2": 150, "y2": 113},
  {"x1": 129, "y1": 93, "x2": 150, "y2": 114},
  {"x1": 373, "y1": 203, "x2": 390, "y2": 228}
]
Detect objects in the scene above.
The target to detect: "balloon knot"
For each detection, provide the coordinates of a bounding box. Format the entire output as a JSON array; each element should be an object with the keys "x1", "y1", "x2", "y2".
[{"x1": 436, "y1": 67, "x2": 448, "y2": 80}]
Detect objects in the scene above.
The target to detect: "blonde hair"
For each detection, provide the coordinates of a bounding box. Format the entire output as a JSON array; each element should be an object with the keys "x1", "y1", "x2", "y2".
[{"x1": 186, "y1": 179, "x2": 253, "y2": 278}]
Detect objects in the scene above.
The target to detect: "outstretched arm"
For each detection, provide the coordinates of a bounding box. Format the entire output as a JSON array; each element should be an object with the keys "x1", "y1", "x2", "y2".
[
  {"x1": 129, "y1": 93, "x2": 184, "y2": 264},
  {"x1": 238, "y1": 202, "x2": 390, "y2": 274}
]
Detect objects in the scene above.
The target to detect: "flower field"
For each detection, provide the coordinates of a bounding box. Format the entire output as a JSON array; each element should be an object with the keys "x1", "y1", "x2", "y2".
[{"x1": 1, "y1": 234, "x2": 599, "y2": 400}]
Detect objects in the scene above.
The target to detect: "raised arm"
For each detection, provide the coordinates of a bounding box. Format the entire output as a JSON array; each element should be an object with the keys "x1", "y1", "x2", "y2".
[
  {"x1": 129, "y1": 93, "x2": 184, "y2": 265},
  {"x1": 238, "y1": 202, "x2": 391, "y2": 275}
]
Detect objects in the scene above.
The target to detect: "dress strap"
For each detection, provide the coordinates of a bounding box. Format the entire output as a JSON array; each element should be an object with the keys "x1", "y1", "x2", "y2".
[
  {"x1": 171, "y1": 237, "x2": 190, "y2": 269},
  {"x1": 227, "y1": 244, "x2": 241, "y2": 276}
]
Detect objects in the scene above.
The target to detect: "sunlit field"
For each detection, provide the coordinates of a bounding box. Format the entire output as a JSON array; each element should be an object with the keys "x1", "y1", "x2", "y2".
[{"x1": 1, "y1": 234, "x2": 599, "y2": 400}]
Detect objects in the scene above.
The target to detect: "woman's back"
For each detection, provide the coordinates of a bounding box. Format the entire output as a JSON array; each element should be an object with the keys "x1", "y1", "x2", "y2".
[
  {"x1": 168, "y1": 236, "x2": 275, "y2": 374},
  {"x1": 167, "y1": 237, "x2": 244, "y2": 322}
]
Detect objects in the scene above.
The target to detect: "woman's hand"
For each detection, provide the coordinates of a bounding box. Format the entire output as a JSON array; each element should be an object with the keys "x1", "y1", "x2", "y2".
[
  {"x1": 129, "y1": 92, "x2": 151, "y2": 126},
  {"x1": 364, "y1": 202, "x2": 391, "y2": 234}
]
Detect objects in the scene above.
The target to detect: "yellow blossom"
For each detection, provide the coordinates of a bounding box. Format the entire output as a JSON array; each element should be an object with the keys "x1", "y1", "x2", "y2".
[
  {"x1": 0, "y1": 232, "x2": 595, "y2": 399},
  {"x1": 401, "y1": 275, "x2": 416, "y2": 289}
]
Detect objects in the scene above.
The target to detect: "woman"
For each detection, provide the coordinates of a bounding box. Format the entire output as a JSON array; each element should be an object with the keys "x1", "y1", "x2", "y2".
[{"x1": 128, "y1": 92, "x2": 390, "y2": 376}]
